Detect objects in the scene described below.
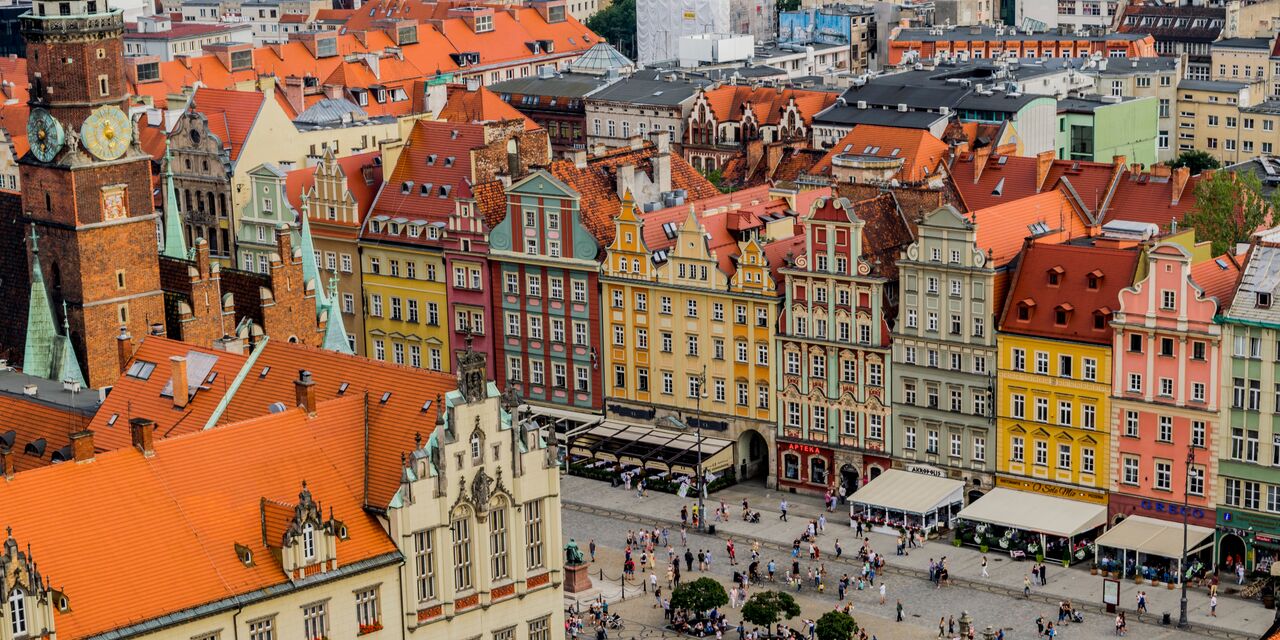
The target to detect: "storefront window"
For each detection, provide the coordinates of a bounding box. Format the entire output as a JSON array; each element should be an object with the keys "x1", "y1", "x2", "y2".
[
  {"x1": 810, "y1": 458, "x2": 828, "y2": 485},
  {"x1": 783, "y1": 454, "x2": 800, "y2": 481}
]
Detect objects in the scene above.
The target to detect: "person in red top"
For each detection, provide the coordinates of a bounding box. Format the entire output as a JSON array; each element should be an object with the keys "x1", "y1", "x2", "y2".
[{"x1": 727, "y1": 539, "x2": 737, "y2": 565}]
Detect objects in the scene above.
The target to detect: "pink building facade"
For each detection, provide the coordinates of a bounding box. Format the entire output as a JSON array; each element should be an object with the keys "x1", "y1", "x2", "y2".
[{"x1": 1110, "y1": 242, "x2": 1224, "y2": 527}]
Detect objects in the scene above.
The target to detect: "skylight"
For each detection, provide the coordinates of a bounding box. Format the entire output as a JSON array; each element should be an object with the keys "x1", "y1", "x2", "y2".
[
  {"x1": 126, "y1": 360, "x2": 157, "y2": 380},
  {"x1": 380, "y1": 391, "x2": 392, "y2": 404},
  {"x1": 259, "y1": 366, "x2": 271, "y2": 378}
]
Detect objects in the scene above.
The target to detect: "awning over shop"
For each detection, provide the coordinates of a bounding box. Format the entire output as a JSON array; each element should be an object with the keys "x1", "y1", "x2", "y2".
[
  {"x1": 1095, "y1": 515, "x2": 1215, "y2": 558},
  {"x1": 958, "y1": 488, "x2": 1107, "y2": 538},
  {"x1": 566, "y1": 422, "x2": 735, "y2": 473},
  {"x1": 850, "y1": 469, "x2": 964, "y2": 515}
]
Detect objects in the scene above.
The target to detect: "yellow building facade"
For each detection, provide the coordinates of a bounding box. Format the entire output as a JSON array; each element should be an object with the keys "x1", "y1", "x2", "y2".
[
  {"x1": 359, "y1": 237, "x2": 451, "y2": 373},
  {"x1": 600, "y1": 196, "x2": 780, "y2": 481},
  {"x1": 996, "y1": 333, "x2": 1112, "y2": 504}
]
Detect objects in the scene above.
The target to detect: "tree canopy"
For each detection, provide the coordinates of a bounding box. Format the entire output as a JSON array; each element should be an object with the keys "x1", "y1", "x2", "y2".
[
  {"x1": 1169, "y1": 149, "x2": 1221, "y2": 174},
  {"x1": 815, "y1": 611, "x2": 858, "y2": 640},
  {"x1": 669, "y1": 577, "x2": 729, "y2": 615},
  {"x1": 741, "y1": 591, "x2": 801, "y2": 634},
  {"x1": 1182, "y1": 169, "x2": 1277, "y2": 256},
  {"x1": 584, "y1": 0, "x2": 636, "y2": 60}
]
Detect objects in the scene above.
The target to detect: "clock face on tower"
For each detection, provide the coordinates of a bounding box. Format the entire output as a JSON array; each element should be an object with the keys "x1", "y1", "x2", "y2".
[
  {"x1": 26, "y1": 108, "x2": 65, "y2": 163},
  {"x1": 81, "y1": 106, "x2": 133, "y2": 161}
]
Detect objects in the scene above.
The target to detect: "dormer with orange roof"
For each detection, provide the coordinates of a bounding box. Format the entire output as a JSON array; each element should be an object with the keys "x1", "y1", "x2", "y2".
[
  {"x1": 603, "y1": 191, "x2": 653, "y2": 280},
  {"x1": 811, "y1": 124, "x2": 950, "y2": 188},
  {"x1": 0, "y1": 528, "x2": 63, "y2": 638},
  {"x1": 260, "y1": 481, "x2": 346, "y2": 581}
]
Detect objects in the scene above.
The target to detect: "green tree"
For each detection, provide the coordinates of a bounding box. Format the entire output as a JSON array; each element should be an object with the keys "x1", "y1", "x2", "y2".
[
  {"x1": 584, "y1": 0, "x2": 636, "y2": 60},
  {"x1": 815, "y1": 611, "x2": 858, "y2": 640},
  {"x1": 776, "y1": 0, "x2": 801, "y2": 13},
  {"x1": 741, "y1": 591, "x2": 801, "y2": 636},
  {"x1": 1182, "y1": 169, "x2": 1277, "y2": 256},
  {"x1": 669, "y1": 577, "x2": 729, "y2": 615},
  {"x1": 1169, "y1": 149, "x2": 1221, "y2": 173}
]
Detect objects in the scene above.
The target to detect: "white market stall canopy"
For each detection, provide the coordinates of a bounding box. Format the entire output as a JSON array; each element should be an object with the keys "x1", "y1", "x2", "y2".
[
  {"x1": 849, "y1": 469, "x2": 964, "y2": 515},
  {"x1": 1095, "y1": 515, "x2": 1215, "y2": 558},
  {"x1": 958, "y1": 488, "x2": 1107, "y2": 538}
]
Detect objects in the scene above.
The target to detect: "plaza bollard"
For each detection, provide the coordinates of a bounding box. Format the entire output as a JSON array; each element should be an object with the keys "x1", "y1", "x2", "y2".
[
  {"x1": 982, "y1": 626, "x2": 998, "y2": 640},
  {"x1": 1162, "y1": 612, "x2": 1172, "y2": 625}
]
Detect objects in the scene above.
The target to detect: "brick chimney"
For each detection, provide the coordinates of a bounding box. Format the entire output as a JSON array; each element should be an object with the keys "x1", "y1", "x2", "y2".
[
  {"x1": 1, "y1": 448, "x2": 13, "y2": 479},
  {"x1": 283, "y1": 76, "x2": 306, "y2": 119},
  {"x1": 295, "y1": 369, "x2": 317, "y2": 414},
  {"x1": 71, "y1": 429, "x2": 95, "y2": 463},
  {"x1": 171, "y1": 356, "x2": 189, "y2": 409},
  {"x1": 1035, "y1": 150, "x2": 1055, "y2": 192},
  {"x1": 116, "y1": 327, "x2": 133, "y2": 374},
  {"x1": 130, "y1": 418, "x2": 155, "y2": 456},
  {"x1": 1170, "y1": 166, "x2": 1191, "y2": 206}
]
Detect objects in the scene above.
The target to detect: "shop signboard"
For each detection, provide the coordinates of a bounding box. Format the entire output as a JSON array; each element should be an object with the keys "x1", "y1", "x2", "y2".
[
  {"x1": 1102, "y1": 578, "x2": 1119, "y2": 613},
  {"x1": 996, "y1": 475, "x2": 1107, "y2": 505}
]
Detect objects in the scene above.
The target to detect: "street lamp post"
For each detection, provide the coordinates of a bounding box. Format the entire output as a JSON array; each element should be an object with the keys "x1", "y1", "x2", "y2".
[
  {"x1": 695, "y1": 365, "x2": 707, "y2": 533},
  {"x1": 1178, "y1": 443, "x2": 1195, "y2": 629}
]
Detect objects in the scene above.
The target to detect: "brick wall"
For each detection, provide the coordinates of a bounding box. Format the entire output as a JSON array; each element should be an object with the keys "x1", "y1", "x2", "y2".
[{"x1": 0, "y1": 192, "x2": 28, "y2": 365}]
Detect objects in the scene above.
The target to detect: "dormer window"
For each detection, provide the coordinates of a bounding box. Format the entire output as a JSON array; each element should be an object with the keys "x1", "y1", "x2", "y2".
[
  {"x1": 1016, "y1": 299, "x2": 1035, "y2": 321},
  {"x1": 1094, "y1": 311, "x2": 1107, "y2": 330},
  {"x1": 1047, "y1": 265, "x2": 1064, "y2": 286},
  {"x1": 1258, "y1": 292, "x2": 1272, "y2": 308},
  {"x1": 1087, "y1": 270, "x2": 1103, "y2": 290},
  {"x1": 1054, "y1": 304, "x2": 1072, "y2": 326},
  {"x1": 9, "y1": 588, "x2": 26, "y2": 636},
  {"x1": 302, "y1": 523, "x2": 316, "y2": 560}
]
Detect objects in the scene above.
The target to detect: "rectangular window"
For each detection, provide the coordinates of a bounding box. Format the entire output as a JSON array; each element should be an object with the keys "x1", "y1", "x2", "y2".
[
  {"x1": 1081, "y1": 447, "x2": 1094, "y2": 475},
  {"x1": 529, "y1": 616, "x2": 551, "y2": 640},
  {"x1": 248, "y1": 617, "x2": 274, "y2": 640},
  {"x1": 1123, "y1": 457, "x2": 1139, "y2": 485},
  {"x1": 1158, "y1": 416, "x2": 1173, "y2": 442},
  {"x1": 489, "y1": 507, "x2": 508, "y2": 580},
  {"x1": 1057, "y1": 444, "x2": 1071, "y2": 469},
  {"x1": 1011, "y1": 436, "x2": 1024, "y2": 463},
  {"x1": 302, "y1": 602, "x2": 327, "y2": 640},
  {"x1": 1035, "y1": 441, "x2": 1048, "y2": 466},
  {"x1": 355, "y1": 587, "x2": 380, "y2": 627},
  {"x1": 525, "y1": 499, "x2": 544, "y2": 569},
  {"x1": 451, "y1": 518, "x2": 473, "y2": 590}
]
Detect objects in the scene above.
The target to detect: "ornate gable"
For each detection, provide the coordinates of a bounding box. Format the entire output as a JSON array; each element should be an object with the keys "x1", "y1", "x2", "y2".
[
  {"x1": 259, "y1": 481, "x2": 345, "y2": 581},
  {"x1": 1, "y1": 529, "x2": 63, "y2": 639}
]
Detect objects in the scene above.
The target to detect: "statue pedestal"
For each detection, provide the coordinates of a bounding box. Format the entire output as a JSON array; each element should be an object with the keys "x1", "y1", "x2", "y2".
[{"x1": 564, "y1": 564, "x2": 594, "y2": 594}]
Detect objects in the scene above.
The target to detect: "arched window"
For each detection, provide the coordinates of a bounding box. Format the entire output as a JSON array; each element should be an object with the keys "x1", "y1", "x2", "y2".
[
  {"x1": 302, "y1": 523, "x2": 316, "y2": 560},
  {"x1": 8, "y1": 588, "x2": 25, "y2": 636},
  {"x1": 469, "y1": 430, "x2": 483, "y2": 460},
  {"x1": 810, "y1": 457, "x2": 828, "y2": 485},
  {"x1": 782, "y1": 453, "x2": 800, "y2": 481}
]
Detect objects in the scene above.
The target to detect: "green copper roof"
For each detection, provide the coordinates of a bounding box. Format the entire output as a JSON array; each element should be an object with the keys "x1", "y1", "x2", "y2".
[
  {"x1": 161, "y1": 141, "x2": 189, "y2": 260},
  {"x1": 22, "y1": 229, "x2": 56, "y2": 379},
  {"x1": 296, "y1": 196, "x2": 328, "y2": 316},
  {"x1": 52, "y1": 302, "x2": 85, "y2": 388},
  {"x1": 319, "y1": 275, "x2": 353, "y2": 354}
]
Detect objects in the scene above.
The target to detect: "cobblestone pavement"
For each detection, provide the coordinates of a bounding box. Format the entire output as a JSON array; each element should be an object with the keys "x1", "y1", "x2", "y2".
[{"x1": 560, "y1": 476, "x2": 1274, "y2": 639}]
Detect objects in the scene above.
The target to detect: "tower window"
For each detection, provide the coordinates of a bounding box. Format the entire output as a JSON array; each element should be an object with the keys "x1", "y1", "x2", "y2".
[
  {"x1": 115, "y1": 270, "x2": 125, "y2": 290},
  {"x1": 98, "y1": 75, "x2": 109, "y2": 97},
  {"x1": 59, "y1": 2, "x2": 71, "y2": 15},
  {"x1": 45, "y1": 193, "x2": 51, "y2": 211},
  {"x1": 95, "y1": 47, "x2": 105, "y2": 59},
  {"x1": 117, "y1": 303, "x2": 129, "y2": 324}
]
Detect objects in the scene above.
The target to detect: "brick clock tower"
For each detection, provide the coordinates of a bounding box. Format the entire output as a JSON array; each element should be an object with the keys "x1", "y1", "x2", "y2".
[{"x1": 19, "y1": 0, "x2": 164, "y2": 387}]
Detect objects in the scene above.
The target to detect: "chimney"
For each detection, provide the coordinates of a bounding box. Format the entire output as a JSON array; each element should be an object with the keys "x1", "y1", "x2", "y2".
[
  {"x1": 295, "y1": 369, "x2": 317, "y2": 414},
  {"x1": 465, "y1": 76, "x2": 481, "y2": 92},
  {"x1": 1112, "y1": 154, "x2": 1127, "y2": 172},
  {"x1": 572, "y1": 149, "x2": 587, "y2": 169},
  {"x1": 1035, "y1": 150, "x2": 1055, "y2": 192},
  {"x1": 0, "y1": 448, "x2": 11, "y2": 480},
  {"x1": 1170, "y1": 166, "x2": 1191, "y2": 206},
  {"x1": 616, "y1": 164, "x2": 636, "y2": 200},
  {"x1": 283, "y1": 76, "x2": 306, "y2": 117},
  {"x1": 116, "y1": 327, "x2": 133, "y2": 374},
  {"x1": 765, "y1": 143, "x2": 786, "y2": 181},
  {"x1": 70, "y1": 429, "x2": 95, "y2": 463},
  {"x1": 972, "y1": 143, "x2": 993, "y2": 183},
  {"x1": 648, "y1": 130, "x2": 670, "y2": 154},
  {"x1": 652, "y1": 145, "x2": 672, "y2": 194},
  {"x1": 171, "y1": 356, "x2": 189, "y2": 409},
  {"x1": 628, "y1": 135, "x2": 645, "y2": 150},
  {"x1": 129, "y1": 418, "x2": 155, "y2": 456},
  {"x1": 426, "y1": 82, "x2": 448, "y2": 116}
]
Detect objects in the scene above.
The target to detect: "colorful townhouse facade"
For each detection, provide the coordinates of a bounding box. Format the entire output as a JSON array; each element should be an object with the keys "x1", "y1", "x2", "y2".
[
  {"x1": 996, "y1": 237, "x2": 1141, "y2": 505},
  {"x1": 489, "y1": 170, "x2": 603, "y2": 415},
  {"x1": 1216, "y1": 237, "x2": 1280, "y2": 574},
  {"x1": 1109, "y1": 232, "x2": 1237, "y2": 529},
  {"x1": 600, "y1": 186, "x2": 809, "y2": 483},
  {"x1": 775, "y1": 195, "x2": 893, "y2": 494}
]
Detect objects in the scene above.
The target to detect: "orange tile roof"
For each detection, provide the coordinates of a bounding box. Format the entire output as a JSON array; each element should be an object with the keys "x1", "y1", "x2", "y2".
[
  {"x1": 1104, "y1": 170, "x2": 1201, "y2": 228},
  {"x1": 969, "y1": 189, "x2": 1090, "y2": 267},
  {"x1": 999, "y1": 239, "x2": 1140, "y2": 344},
  {"x1": 543, "y1": 143, "x2": 720, "y2": 245},
  {"x1": 369, "y1": 119, "x2": 484, "y2": 224},
  {"x1": 438, "y1": 83, "x2": 539, "y2": 130},
  {"x1": 434, "y1": 7, "x2": 598, "y2": 68},
  {"x1": 86, "y1": 337, "x2": 250, "y2": 450},
  {"x1": 1190, "y1": 252, "x2": 1243, "y2": 308},
  {"x1": 0, "y1": 395, "x2": 398, "y2": 639},
  {"x1": 0, "y1": 55, "x2": 29, "y2": 104},
  {"x1": 190, "y1": 87, "x2": 266, "y2": 163},
  {"x1": 213, "y1": 339, "x2": 455, "y2": 509},
  {"x1": 285, "y1": 151, "x2": 384, "y2": 230},
  {"x1": 0, "y1": 394, "x2": 92, "y2": 473},
  {"x1": 699, "y1": 85, "x2": 837, "y2": 127},
  {"x1": 637, "y1": 185, "x2": 791, "y2": 274},
  {"x1": 7, "y1": 133, "x2": 28, "y2": 163},
  {"x1": 813, "y1": 124, "x2": 949, "y2": 183}
]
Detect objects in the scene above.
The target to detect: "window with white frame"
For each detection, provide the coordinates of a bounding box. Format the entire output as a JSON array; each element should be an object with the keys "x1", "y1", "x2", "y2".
[{"x1": 302, "y1": 602, "x2": 327, "y2": 640}]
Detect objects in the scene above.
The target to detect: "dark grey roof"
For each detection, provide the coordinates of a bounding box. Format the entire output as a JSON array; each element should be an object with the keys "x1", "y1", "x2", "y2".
[
  {"x1": 837, "y1": 82, "x2": 972, "y2": 110},
  {"x1": 1178, "y1": 79, "x2": 1250, "y2": 92},
  {"x1": 1212, "y1": 37, "x2": 1273, "y2": 50},
  {"x1": 1224, "y1": 155, "x2": 1280, "y2": 198},
  {"x1": 1243, "y1": 101, "x2": 1280, "y2": 116},
  {"x1": 957, "y1": 90, "x2": 1051, "y2": 112},
  {"x1": 1057, "y1": 95, "x2": 1135, "y2": 113},
  {"x1": 1084, "y1": 56, "x2": 1180, "y2": 75},
  {"x1": 586, "y1": 72, "x2": 705, "y2": 106},
  {"x1": 696, "y1": 65, "x2": 789, "y2": 82},
  {"x1": 894, "y1": 26, "x2": 1148, "y2": 43},
  {"x1": 488, "y1": 72, "x2": 613, "y2": 99},
  {"x1": 813, "y1": 105, "x2": 949, "y2": 129}
]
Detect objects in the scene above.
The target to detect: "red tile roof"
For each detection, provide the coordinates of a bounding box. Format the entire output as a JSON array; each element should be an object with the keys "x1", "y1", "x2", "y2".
[
  {"x1": 949, "y1": 152, "x2": 1042, "y2": 211},
  {"x1": 369, "y1": 119, "x2": 484, "y2": 225},
  {"x1": 438, "y1": 84, "x2": 538, "y2": 130},
  {"x1": 1103, "y1": 170, "x2": 1200, "y2": 228},
  {"x1": 970, "y1": 189, "x2": 1090, "y2": 267},
  {"x1": 636, "y1": 185, "x2": 800, "y2": 275},
  {"x1": 999, "y1": 239, "x2": 1140, "y2": 344},
  {"x1": 812, "y1": 124, "x2": 949, "y2": 183},
  {"x1": 699, "y1": 85, "x2": 837, "y2": 127},
  {"x1": 285, "y1": 151, "x2": 384, "y2": 229},
  {"x1": 190, "y1": 87, "x2": 266, "y2": 163},
  {"x1": 0, "y1": 395, "x2": 398, "y2": 640},
  {"x1": 1190, "y1": 252, "x2": 1243, "y2": 308},
  {"x1": 0, "y1": 394, "x2": 93, "y2": 473},
  {"x1": 542, "y1": 143, "x2": 720, "y2": 244}
]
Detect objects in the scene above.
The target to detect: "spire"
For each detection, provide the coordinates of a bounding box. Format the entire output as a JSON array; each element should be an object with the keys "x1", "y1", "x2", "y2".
[
  {"x1": 161, "y1": 140, "x2": 189, "y2": 260},
  {"x1": 319, "y1": 274, "x2": 353, "y2": 355},
  {"x1": 296, "y1": 195, "x2": 329, "y2": 315},
  {"x1": 52, "y1": 301, "x2": 86, "y2": 388},
  {"x1": 22, "y1": 228, "x2": 56, "y2": 379}
]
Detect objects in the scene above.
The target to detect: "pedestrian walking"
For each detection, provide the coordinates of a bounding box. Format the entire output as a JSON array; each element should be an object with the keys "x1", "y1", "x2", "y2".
[
  {"x1": 879, "y1": 582, "x2": 886, "y2": 605},
  {"x1": 697, "y1": 549, "x2": 706, "y2": 571},
  {"x1": 1237, "y1": 562, "x2": 1246, "y2": 585},
  {"x1": 588, "y1": 539, "x2": 596, "y2": 563},
  {"x1": 981, "y1": 555, "x2": 988, "y2": 578},
  {"x1": 948, "y1": 615, "x2": 955, "y2": 635},
  {"x1": 779, "y1": 499, "x2": 789, "y2": 521},
  {"x1": 681, "y1": 526, "x2": 688, "y2": 547},
  {"x1": 818, "y1": 513, "x2": 826, "y2": 533},
  {"x1": 1035, "y1": 615, "x2": 1044, "y2": 637},
  {"x1": 728, "y1": 539, "x2": 737, "y2": 565},
  {"x1": 937, "y1": 617, "x2": 945, "y2": 639},
  {"x1": 835, "y1": 539, "x2": 843, "y2": 558},
  {"x1": 684, "y1": 548, "x2": 694, "y2": 572},
  {"x1": 895, "y1": 600, "x2": 904, "y2": 622},
  {"x1": 1210, "y1": 594, "x2": 1218, "y2": 616},
  {"x1": 649, "y1": 571, "x2": 658, "y2": 594},
  {"x1": 1024, "y1": 574, "x2": 1032, "y2": 598},
  {"x1": 1135, "y1": 591, "x2": 1147, "y2": 620},
  {"x1": 1040, "y1": 562, "x2": 1048, "y2": 585},
  {"x1": 681, "y1": 505, "x2": 688, "y2": 526}
]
